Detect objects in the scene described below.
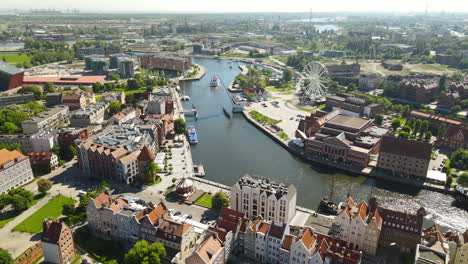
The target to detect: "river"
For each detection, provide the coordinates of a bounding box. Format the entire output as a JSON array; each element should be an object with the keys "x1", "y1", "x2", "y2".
[{"x1": 180, "y1": 57, "x2": 468, "y2": 233}]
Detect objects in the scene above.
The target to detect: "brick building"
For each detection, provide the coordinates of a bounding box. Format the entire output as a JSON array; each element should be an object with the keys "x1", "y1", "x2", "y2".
[
  {"x1": 377, "y1": 135, "x2": 432, "y2": 179},
  {"x1": 325, "y1": 93, "x2": 384, "y2": 117},
  {"x1": 41, "y1": 219, "x2": 76, "y2": 264},
  {"x1": 57, "y1": 128, "x2": 89, "y2": 147},
  {"x1": 397, "y1": 78, "x2": 440, "y2": 104},
  {"x1": 28, "y1": 151, "x2": 59, "y2": 171},
  {"x1": 138, "y1": 54, "x2": 192, "y2": 73}
]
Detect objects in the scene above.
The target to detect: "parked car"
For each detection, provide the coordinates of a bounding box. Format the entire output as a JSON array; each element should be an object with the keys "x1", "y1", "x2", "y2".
[{"x1": 174, "y1": 211, "x2": 181, "y2": 216}]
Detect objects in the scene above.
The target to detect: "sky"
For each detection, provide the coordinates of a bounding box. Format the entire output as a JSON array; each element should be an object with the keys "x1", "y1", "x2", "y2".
[{"x1": 6, "y1": 0, "x2": 468, "y2": 13}]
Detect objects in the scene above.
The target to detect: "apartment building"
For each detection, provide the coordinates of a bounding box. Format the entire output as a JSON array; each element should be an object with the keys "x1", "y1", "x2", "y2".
[
  {"x1": 0, "y1": 93, "x2": 35, "y2": 108},
  {"x1": 0, "y1": 149, "x2": 34, "y2": 194},
  {"x1": 108, "y1": 107, "x2": 137, "y2": 125},
  {"x1": 398, "y1": 78, "x2": 440, "y2": 104},
  {"x1": 376, "y1": 136, "x2": 432, "y2": 179},
  {"x1": 230, "y1": 175, "x2": 297, "y2": 223},
  {"x1": 21, "y1": 105, "x2": 70, "y2": 134},
  {"x1": 333, "y1": 197, "x2": 383, "y2": 255},
  {"x1": 62, "y1": 89, "x2": 95, "y2": 110},
  {"x1": 138, "y1": 54, "x2": 192, "y2": 72},
  {"x1": 87, "y1": 192, "x2": 200, "y2": 262},
  {"x1": 41, "y1": 219, "x2": 76, "y2": 264},
  {"x1": 69, "y1": 101, "x2": 109, "y2": 127}
]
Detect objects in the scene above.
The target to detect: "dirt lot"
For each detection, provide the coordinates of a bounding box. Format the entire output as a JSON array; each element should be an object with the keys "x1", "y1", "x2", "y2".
[{"x1": 358, "y1": 61, "x2": 458, "y2": 76}]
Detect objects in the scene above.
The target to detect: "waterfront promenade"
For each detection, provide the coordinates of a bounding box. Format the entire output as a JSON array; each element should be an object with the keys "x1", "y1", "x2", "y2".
[{"x1": 179, "y1": 63, "x2": 206, "y2": 82}]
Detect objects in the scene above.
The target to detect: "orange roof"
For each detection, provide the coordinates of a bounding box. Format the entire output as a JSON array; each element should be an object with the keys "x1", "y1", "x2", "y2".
[
  {"x1": 339, "y1": 206, "x2": 351, "y2": 218},
  {"x1": 137, "y1": 146, "x2": 155, "y2": 162},
  {"x1": 250, "y1": 219, "x2": 261, "y2": 233},
  {"x1": 257, "y1": 222, "x2": 270, "y2": 234},
  {"x1": 0, "y1": 149, "x2": 26, "y2": 166},
  {"x1": 147, "y1": 202, "x2": 167, "y2": 223},
  {"x1": 344, "y1": 197, "x2": 355, "y2": 207},
  {"x1": 24, "y1": 75, "x2": 106, "y2": 85},
  {"x1": 197, "y1": 235, "x2": 223, "y2": 263},
  {"x1": 281, "y1": 234, "x2": 295, "y2": 250},
  {"x1": 300, "y1": 227, "x2": 316, "y2": 249},
  {"x1": 354, "y1": 202, "x2": 368, "y2": 221},
  {"x1": 373, "y1": 208, "x2": 383, "y2": 229}
]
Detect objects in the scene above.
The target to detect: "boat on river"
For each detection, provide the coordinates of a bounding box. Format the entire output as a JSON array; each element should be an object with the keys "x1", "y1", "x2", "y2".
[
  {"x1": 455, "y1": 185, "x2": 468, "y2": 207},
  {"x1": 181, "y1": 95, "x2": 190, "y2": 101},
  {"x1": 317, "y1": 197, "x2": 338, "y2": 215},
  {"x1": 210, "y1": 75, "x2": 220, "y2": 87},
  {"x1": 187, "y1": 125, "x2": 198, "y2": 144}
]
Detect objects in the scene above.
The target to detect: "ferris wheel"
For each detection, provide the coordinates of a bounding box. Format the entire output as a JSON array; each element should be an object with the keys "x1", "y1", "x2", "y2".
[{"x1": 301, "y1": 61, "x2": 330, "y2": 103}]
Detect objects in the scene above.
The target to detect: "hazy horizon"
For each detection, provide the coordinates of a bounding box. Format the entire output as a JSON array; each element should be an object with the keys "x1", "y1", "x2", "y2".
[{"x1": 4, "y1": 0, "x2": 468, "y2": 13}]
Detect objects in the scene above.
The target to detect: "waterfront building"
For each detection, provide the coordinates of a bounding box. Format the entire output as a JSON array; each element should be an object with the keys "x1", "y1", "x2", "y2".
[
  {"x1": 325, "y1": 93, "x2": 384, "y2": 118},
  {"x1": 230, "y1": 175, "x2": 297, "y2": 224},
  {"x1": 21, "y1": 105, "x2": 70, "y2": 134},
  {"x1": 87, "y1": 191, "x2": 199, "y2": 262},
  {"x1": 69, "y1": 101, "x2": 109, "y2": 127},
  {"x1": 138, "y1": 54, "x2": 192, "y2": 73},
  {"x1": 0, "y1": 61, "x2": 24, "y2": 91},
  {"x1": 376, "y1": 135, "x2": 432, "y2": 179},
  {"x1": 186, "y1": 235, "x2": 225, "y2": 264},
  {"x1": 333, "y1": 197, "x2": 382, "y2": 255},
  {"x1": 208, "y1": 208, "x2": 249, "y2": 260},
  {"x1": 298, "y1": 109, "x2": 386, "y2": 169},
  {"x1": 41, "y1": 219, "x2": 76, "y2": 264},
  {"x1": 0, "y1": 93, "x2": 35, "y2": 108},
  {"x1": 0, "y1": 149, "x2": 34, "y2": 194}
]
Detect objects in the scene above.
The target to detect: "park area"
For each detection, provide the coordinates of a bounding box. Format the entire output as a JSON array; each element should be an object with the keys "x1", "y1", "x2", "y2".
[
  {"x1": 1, "y1": 53, "x2": 31, "y2": 65},
  {"x1": 12, "y1": 195, "x2": 76, "y2": 234},
  {"x1": 194, "y1": 193, "x2": 213, "y2": 208}
]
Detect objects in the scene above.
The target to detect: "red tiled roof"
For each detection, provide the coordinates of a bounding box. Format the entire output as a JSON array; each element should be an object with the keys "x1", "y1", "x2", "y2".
[
  {"x1": 147, "y1": 202, "x2": 167, "y2": 223},
  {"x1": 137, "y1": 146, "x2": 155, "y2": 161},
  {"x1": 257, "y1": 222, "x2": 270, "y2": 234},
  {"x1": 42, "y1": 219, "x2": 64, "y2": 244},
  {"x1": 354, "y1": 202, "x2": 368, "y2": 221},
  {"x1": 300, "y1": 227, "x2": 316, "y2": 249},
  {"x1": 281, "y1": 234, "x2": 295, "y2": 250},
  {"x1": 380, "y1": 135, "x2": 432, "y2": 160},
  {"x1": 268, "y1": 222, "x2": 287, "y2": 239}
]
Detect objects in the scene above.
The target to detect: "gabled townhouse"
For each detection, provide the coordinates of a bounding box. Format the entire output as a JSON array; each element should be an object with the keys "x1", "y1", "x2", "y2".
[
  {"x1": 186, "y1": 234, "x2": 225, "y2": 264},
  {"x1": 266, "y1": 222, "x2": 289, "y2": 264}
]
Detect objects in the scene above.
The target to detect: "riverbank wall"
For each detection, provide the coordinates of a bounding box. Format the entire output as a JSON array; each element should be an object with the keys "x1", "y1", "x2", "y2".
[
  {"x1": 179, "y1": 64, "x2": 206, "y2": 82},
  {"x1": 241, "y1": 109, "x2": 456, "y2": 196}
]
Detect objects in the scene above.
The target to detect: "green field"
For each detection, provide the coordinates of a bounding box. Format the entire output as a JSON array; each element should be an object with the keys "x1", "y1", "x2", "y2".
[
  {"x1": 195, "y1": 193, "x2": 213, "y2": 208},
  {"x1": 1, "y1": 53, "x2": 31, "y2": 65},
  {"x1": 0, "y1": 194, "x2": 47, "y2": 228},
  {"x1": 266, "y1": 86, "x2": 294, "y2": 92},
  {"x1": 12, "y1": 195, "x2": 76, "y2": 234}
]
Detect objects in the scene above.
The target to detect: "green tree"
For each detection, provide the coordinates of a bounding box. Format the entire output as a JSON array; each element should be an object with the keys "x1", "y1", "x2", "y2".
[
  {"x1": 11, "y1": 195, "x2": 29, "y2": 211},
  {"x1": 0, "y1": 194, "x2": 11, "y2": 211},
  {"x1": 424, "y1": 131, "x2": 432, "y2": 142},
  {"x1": 0, "y1": 248, "x2": 13, "y2": 264},
  {"x1": 8, "y1": 188, "x2": 33, "y2": 204},
  {"x1": 391, "y1": 119, "x2": 401, "y2": 131},
  {"x1": 174, "y1": 118, "x2": 187, "y2": 134},
  {"x1": 437, "y1": 123, "x2": 447, "y2": 137},
  {"x1": 450, "y1": 149, "x2": 468, "y2": 170},
  {"x1": 458, "y1": 173, "x2": 468, "y2": 187},
  {"x1": 108, "y1": 101, "x2": 122, "y2": 115},
  {"x1": 43, "y1": 82, "x2": 55, "y2": 93},
  {"x1": 398, "y1": 131, "x2": 410, "y2": 139},
  {"x1": 62, "y1": 203, "x2": 76, "y2": 216},
  {"x1": 145, "y1": 162, "x2": 161, "y2": 184},
  {"x1": 439, "y1": 75, "x2": 447, "y2": 92},
  {"x1": 401, "y1": 125, "x2": 411, "y2": 133},
  {"x1": 212, "y1": 191, "x2": 230, "y2": 209},
  {"x1": 414, "y1": 120, "x2": 422, "y2": 135},
  {"x1": 0, "y1": 142, "x2": 21, "y2": 151},
  {"x1": 282, "y1": 68, "x2": 294, "y2": 83},
  {"x1": 109, "y1": 73, "x2": 121, "y2": 81},
  {"x1": 374, "y1": 114, "x2": 383, "y2": 125},
  {"x1": 127, "y1": 79, "x2": 140, "y2": 90},
  {"x1": 23, "y1": 101, "x2": 46, "y2": 115},
  {"x1": 37, "y1": 178, "x2": 52, "y2": 194},
  {"x1": 18, "y1": 85, "x2": 43, "y2": 99},
  {"x1": 0, "y1": 122, "x2": 21, "y2": 133},
  {"x1": 124, "y1": 240, "x2": 166, "y2": 264}
]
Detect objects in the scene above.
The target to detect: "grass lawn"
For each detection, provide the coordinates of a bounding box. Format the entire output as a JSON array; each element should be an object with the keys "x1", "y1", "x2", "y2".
[
  {"x1": 163, "y1": 186, "x2": 175, "y2": 196},
  {"x1": 0, "y1": 193, "x2": 48, "y2": 228},
  {"x1": 12, "y1": 195, "x2": 76, "y2": 234},
  {"x1": 249, "y1": 110, "x2": 281, "y2": 125},
  {"x1": 71, "y1": 253, "x2": 82, "y2": 264},
  {"x1": 1, "y1": 53, "x2": 31, "y2": 65},
  {"x1": 74, "y1": 226, "x2": 124, "y2": 262},
  {"x1": 277, "y1": 131, "x2": 289, "y2": 141},
  {"x1": 195, "y1": 193, "x2": 213, "y2": 208},
  {"x1": 266, "y1": 86, "x2": 294, "y2": 92}
]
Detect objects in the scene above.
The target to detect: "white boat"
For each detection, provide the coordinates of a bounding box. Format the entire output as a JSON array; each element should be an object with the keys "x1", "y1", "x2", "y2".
[
  {"x1": 210, "y1": 75, "x2": 220, "y2": 87},
  {"x1": 181, "y1": 95, "x2": 190, "y2": 101},
  {"x1": 176, "y1": 86, "x2": 180, "y2": 92}
]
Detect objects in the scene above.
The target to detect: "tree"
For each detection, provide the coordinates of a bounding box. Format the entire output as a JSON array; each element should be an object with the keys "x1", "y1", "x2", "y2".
[
  {"x1": 212, "y1": 191, "x2": 230, "y2": 209},
  {"x1": 0, "y1": 248, "x2": 13, "y2": 264},
  {"x1": 439, "y1": 74, "x2": 447, "y2": 92},
  {"x1": 124, "y1": 240, "x2": 166, "y2": 264},
  {"x1": 145, "y1": 162, "x2": 161, "y2": 184},
  {"x1": 108, "y1": 101, "x2": 122, "y2": 115},
  {"x1": 18, "y1": 85, "x2": 43, "y2": 99},
  {"x1": 37, "y1": 178, "x2": 52, "y2": 194},
  {"x1": 127, "y1": 79, "x2": 140, "y2": 90},
  {"x1": 374, "y1": 114, "x2": 383, "y2": 125},
  {"x1": 391, "y1": 119, "x2": 401, "y2": 131},
  {"x1": 398, "y1": 131, "x2": 410, "y2": 139},
  {"x1": 424, "y1": 131, "x2": 432, "y2": 142},
  {"x1": 11, "y1": 195, "x2": 29, "y2": 211},
  {"x1": 0, "y1": 122, "x2": 21, "y2": 133},
  {"x1": 8, "y1": 188, "x2": 33, "y2": 204},
  {"x1": 62, "y1": 203, "x2": 76, "y2": 216},
  {"x1": 437, "y1": 123, "x2": 447, "y2": 138},
  {"x1": 401, "y1": 125, "x2": 411, "y2": 133},
  {"x1": 450, "y1": 149, "x2": 468, "y2": 170},
  {"x1": 458, "y1": 173, "x2": 468, "y2": 187},
  {"x1": 419, "y1": 120, "x2": 429, "y2": 135},
  {"x1": 446, "y1": 174, "x2": 453, "y2": 188},
  {"x1": 174, "y1": 118, "x2": 187, "y2": 134},
  {"x1": 43, "y1": 82, "x2": 55, "y2": 93},
  {"x1": 109, "y1": 73, "x2": 120, "y2": 81},
  {"x1": 282, "y1": 68, "x2": 294, "y2": 83},
  {"x1": 0, "y1": 195, "x2": 11, "y2": 211},
  {"x1": 414, "y1": 120, "x2": 422, "y2": 135}
]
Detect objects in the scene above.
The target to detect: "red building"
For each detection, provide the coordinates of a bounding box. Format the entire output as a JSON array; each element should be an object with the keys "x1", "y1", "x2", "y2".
[
  {"x1": 23, "y1": 75, "x2": 106, "y2": 86},
  {"x1": 57, "y1": 128, "x2": 89, "y2": 147},
  {"x1": 0, "y1": 61, "x2": 24, "y2": 91}
]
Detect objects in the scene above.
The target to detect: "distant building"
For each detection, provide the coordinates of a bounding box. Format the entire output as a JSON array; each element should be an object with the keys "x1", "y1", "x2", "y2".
[
  {"x1": 0, "y1": 93, "x2": 35, "y2": 108},
  {"x1": 84, "y1": 56, "x2": 107, "y2": 75},
  {"x1": 455, "y1": 231, "x2": 468, "y2": 264},
  {"x1": 0, "y1": 61, "x2": 24, "y2": 91},
  {"x1": 108, "y1": 107, "x2": 137, "y2": 125},
  {"x1": 21, "y1": 105, "x2": 70, "y2": 134},
  {"x1": 69, "y1": 101, "x2": 109, "y2": 127},
  {"x1": 0, "y1": 149, "x2": 34, "y2": 194},
  {"x1": 376, "y1": 136, "x2": 432, "y2": 179},
  {"x1": 359, "y1": 74, "x2": 381, "y2": 91},
  {"x1": 30, "y1": 130, "x2": 56, "y2": 152},
  {"x1": 62, "y1": 89, "x2": 95, "y2": 110},
  {"x1": 45, "y1": 93, "x2": 63, "y2": 107},
  {"x1": 378, "y1": 43, "x2": 414, "y2": 53},
  {"x1": 117, "y1": 57, "x2": 135, "y2": 78},
  {"x1": 230, "y1": 174, "x2": 297, "y2": 223},
  {"x1": 381, "y1": 61, "x2": 403, "y2": 71},
  {"x1": 138, "y1": 54, "x2": 192, "y2": 73},
  {"x1": 77, "y1": 45, "x2": 121, "y2": 56},
  {"x1": 23, "y1": 75, "x2": 106, "y2": 87},
  {"x1": 325, "y1": 93, "x2": 384, "y2": 117},
  {"x1": 397, "y1": 78, "x2": 440, "y2": 104},
  {"x1": 439, "y1": 82, "x2": 467, "y2": 108},
  {"x1": 319, "y1": 50, "x2": 347, "y2": 58},
  {"x1": 0, "y1": 134, "x2": 33, "y2": 153},
  {"x1": 41, "y1": 219, "x2": 76, "y2": 264},
  {"x1": 325, "y1": 62, "x2": 360, "y2": 84}
]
